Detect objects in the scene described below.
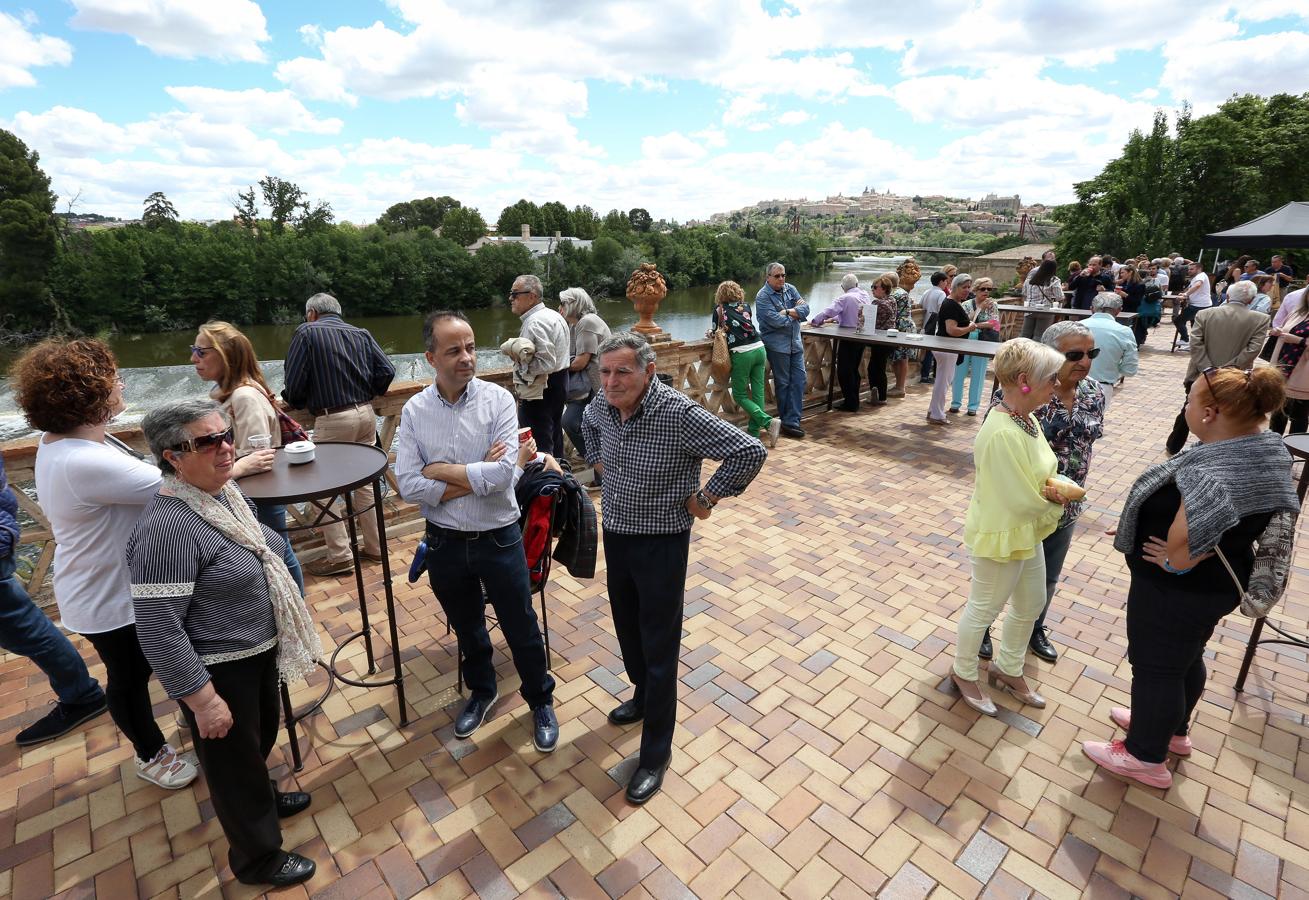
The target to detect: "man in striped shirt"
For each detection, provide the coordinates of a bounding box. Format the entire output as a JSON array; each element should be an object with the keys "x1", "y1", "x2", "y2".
[
  {"x1": 395, "y1": 310, "x2": 558, "y2": 752},
  {"x1": 282, "y1": 292, "x2": 395, "y2": 576}
]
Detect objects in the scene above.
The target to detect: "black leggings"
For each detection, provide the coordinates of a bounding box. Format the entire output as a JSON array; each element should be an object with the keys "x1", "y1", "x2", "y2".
[
  {"x1": 82, "y1": 624, "x2": 166, "y2": 763},
  {"x1": 1270, "y1": 398, "x2": 1309, "y2": 436}
]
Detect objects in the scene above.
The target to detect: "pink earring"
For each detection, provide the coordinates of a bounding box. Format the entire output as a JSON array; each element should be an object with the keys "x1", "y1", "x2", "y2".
[{"x1": 1020, "y1": 385, "x2": 1031, "y2": 394}]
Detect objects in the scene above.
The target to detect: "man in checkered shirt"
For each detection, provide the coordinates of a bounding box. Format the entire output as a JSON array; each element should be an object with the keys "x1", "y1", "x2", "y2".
[{"x1": 582, "y1": 332, "x2": 766, "y2": 805}]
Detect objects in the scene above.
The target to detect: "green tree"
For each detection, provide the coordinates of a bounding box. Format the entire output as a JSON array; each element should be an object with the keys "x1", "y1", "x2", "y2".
[
  {"x1": 377, "y1": 195, "x2": 460, "y2": 232},
  {"x1": 298, "y1": 200, "x2": 335, "y2": 234},
  {"x1": 0, "y1": 129, "x2": 66, "y2": 332},
  {"x1": 142, "y1": 191, "x2": 178, "y2": 229},
  {"x1": 628, "y1": 207, "x2": 653, "y2": 232},
  {"x1": 440, "y1": 206, "x2": 488, "y2": 246},
  {"x1": 539, "y1": 201, "x2": 572, "y2": 236},
  {"x1": 496, "y1": 199, "x2": 544, "y2": 236},
  {"x1": 259, "y1": 176, "x2": 305, "y2": 235},
  {"x1": 570, "y1": 205, "x2": 599, "y2": 239},
  {"x1": 602, "y1": 209, "x2": 631, "y2": 233},
  {"x1": 233, "y1": 187, "x2": 259, "y2": 230}
]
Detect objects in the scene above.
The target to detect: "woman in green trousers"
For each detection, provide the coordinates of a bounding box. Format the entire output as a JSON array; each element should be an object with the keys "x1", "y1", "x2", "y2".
[{"x1": 710, "y1": 281, "x2": 780, "y2": 447}]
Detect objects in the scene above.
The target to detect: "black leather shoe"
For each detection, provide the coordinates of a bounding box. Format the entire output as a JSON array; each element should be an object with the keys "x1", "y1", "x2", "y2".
[
  {"x1": 608, "y1": 700, "x2": 644, "y2": 726},
  {"x1": 1029, "y1": 627, "x2": 1059, "y2": 663},
  {"x1": 531, "y1": 705, "x2": 558, "y2": 753},
  {"x1": 625, "y1": 760, "x2": 669, "y2": 805},
  {"x1": 454, "y1": 690, "x2": 499, "y2": 739},
  {"x1": 276, "y1": 790, "x2": 311, "y2": 819},
  {"x1": 978, "y1": 630, "x2": 993, "y2": 661},
  {"x1": 254, "y1": 852, "x2": 316, "y2": 887},
  {"x1": 780, "y1": 425, "x2": 805, "y2": 438}
]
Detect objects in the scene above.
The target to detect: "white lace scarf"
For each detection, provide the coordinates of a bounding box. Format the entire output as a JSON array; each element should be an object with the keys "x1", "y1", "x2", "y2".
[{"x1": 161, "y1": 476, "x2": 322, "y2": 684}]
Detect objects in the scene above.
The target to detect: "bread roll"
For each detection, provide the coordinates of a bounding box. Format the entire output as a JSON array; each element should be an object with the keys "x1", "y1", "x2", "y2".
[{"x1": 1046, "y1": 476, "x2": 1087, "y2": 502}]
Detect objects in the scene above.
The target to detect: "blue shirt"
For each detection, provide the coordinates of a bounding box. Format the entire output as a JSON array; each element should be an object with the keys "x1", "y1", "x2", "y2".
[
  {"x1": 0, "y1": 456, "x2": 19, "y2": 560},
  {"x1": 754, "y1": 282, "x2": 810, "y2": 353},
  {"x1": 394, "y1": 378, "x2": 522, "y2": 531},
  {"x1": 1085, "y1": 312, "x2": 1140, "y2": 383}
]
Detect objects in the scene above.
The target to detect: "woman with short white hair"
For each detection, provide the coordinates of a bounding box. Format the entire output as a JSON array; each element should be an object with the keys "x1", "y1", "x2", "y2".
[
  {"x1": 952, "y1": 339, "x2": 1070, "y2": 715},
  {"x1": 559, "y1": 288, "x2": 611, "y2": 475}
]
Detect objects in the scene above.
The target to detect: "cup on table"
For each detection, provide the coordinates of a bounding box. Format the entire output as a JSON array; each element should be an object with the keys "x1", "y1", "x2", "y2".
[{"x1": 248, "y1": 433, "x2": 272, "y2": 451}]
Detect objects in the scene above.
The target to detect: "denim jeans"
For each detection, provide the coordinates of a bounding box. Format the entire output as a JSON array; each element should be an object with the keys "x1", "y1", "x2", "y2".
[
  {"x1": 255, "y1": 502, "x2": 305, "y2": 597},
  {"x1": 766, "y1": 347, "x2": 806, "y2": 428},
  {"x1": 562, "y1": 394, "x2": 591, "y2": 459},
  {"x1": 0, "y1": 554, "x2": 103, "y2": 707},
  {"x1": 426, "y1": 523, "x2": 554, "y2": 707}
]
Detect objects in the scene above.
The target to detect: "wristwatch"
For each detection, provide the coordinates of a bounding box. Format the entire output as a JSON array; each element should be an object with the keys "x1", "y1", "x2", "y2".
[{"x1": 695, "y1": 489, "x2": 716, "y2": 510}]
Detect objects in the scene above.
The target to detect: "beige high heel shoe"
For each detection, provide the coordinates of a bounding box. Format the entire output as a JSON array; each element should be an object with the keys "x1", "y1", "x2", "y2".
[
  {"x1": 988, "y1": 671, "x2": 1046, "y2": 709},
  {"x1": 950, "y1": 673, "x2": 997, "y2": 716}
]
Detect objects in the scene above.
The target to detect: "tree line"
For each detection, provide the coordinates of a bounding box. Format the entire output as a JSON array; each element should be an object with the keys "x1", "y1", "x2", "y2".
[
  {"x1": 1053, "y1": 93, "x2": 1309, "y2": 263},
  {"x1": 0, "y1": 130, "x2": 822, "y2": 338}
]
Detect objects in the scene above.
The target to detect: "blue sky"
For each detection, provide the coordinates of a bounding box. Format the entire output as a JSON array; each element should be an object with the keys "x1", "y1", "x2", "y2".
[{"x1": 3, "y1": 1, "x2": 1307, "y2": 225}]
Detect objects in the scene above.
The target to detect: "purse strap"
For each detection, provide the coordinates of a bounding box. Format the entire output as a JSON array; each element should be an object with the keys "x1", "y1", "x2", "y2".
[{"x1": 1212, "y1": 545, "x2": 1248, "y2": 602}]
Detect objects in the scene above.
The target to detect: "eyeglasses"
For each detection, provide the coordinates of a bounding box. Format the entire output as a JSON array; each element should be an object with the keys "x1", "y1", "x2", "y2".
[
  {"x1": 169, "y1": 427, "x2": 234, "y2": 454},
  {"x1": 508, "y1": 289, "x2": 534, "y2": 298},
  {"x1": 1063, "y1": 348, "x2": 1101, "y2": 362},
  {"x1": 190, "y1": 345, "x2": 213, "y2": 358},
  {"x1": 1200, "y1": 365, "x2": 1253, "y2": 398}
]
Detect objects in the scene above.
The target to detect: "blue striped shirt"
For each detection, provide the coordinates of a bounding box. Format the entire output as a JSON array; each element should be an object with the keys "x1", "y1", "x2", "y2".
[
  {"x1": 281, "y1": 314, "x2": 396, "y2": 412},
  {"x1": 394, "y1": 378, "x2": 522, "y2": 531}
]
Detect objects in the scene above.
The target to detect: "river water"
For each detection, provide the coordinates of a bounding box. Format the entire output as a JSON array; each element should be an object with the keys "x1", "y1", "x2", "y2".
[{"x1": 0, "y1": 257, "x2": 942, "y2": 441}]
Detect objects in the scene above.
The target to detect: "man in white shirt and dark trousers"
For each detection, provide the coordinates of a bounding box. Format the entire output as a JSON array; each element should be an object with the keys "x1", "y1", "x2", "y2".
[
  {"x1": 917, "y1": 271, "x2": 948, "y2": 383},
  {"x1": 1174, "y1": 260, "x2": 1212, "y2": 350},
  {"x1": 510, "y1": 274, "x2": 571, "y2": 456},
  {"x1": 395, "y1": 310, "x2": 558, "y2": 752},
  {"x1": 582, "y1": 332, "x2": 766, "y2": 804}
]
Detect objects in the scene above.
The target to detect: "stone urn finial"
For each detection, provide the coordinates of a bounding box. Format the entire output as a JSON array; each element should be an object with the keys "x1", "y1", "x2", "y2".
[
  {"x1": 1015, "y1": 255, "x2": 1037, "y2": 286},
  {"x1": 896, "y1": 257, "x2": 921, "y2": 292},
  {"x1": 626, "y1": 263, "x2": 668, "y2": 339}
]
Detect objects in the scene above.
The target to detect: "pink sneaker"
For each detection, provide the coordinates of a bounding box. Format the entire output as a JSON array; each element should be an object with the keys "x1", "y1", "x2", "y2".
[
  {"x1": 1082, "y1": 739, "x2": 1172, "y2": 789},
  {"x1": 1108, "y1": 707, "x2": 1192, "y2": 756}
]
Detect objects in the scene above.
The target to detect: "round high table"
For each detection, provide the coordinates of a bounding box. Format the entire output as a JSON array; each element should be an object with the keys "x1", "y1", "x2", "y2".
[
  {"x1": 239, "y1": 441, "x2": 408, "y2": 770},
  {"x1": 1233, "y1": 432, "x2": 1309, "y2": 693}
]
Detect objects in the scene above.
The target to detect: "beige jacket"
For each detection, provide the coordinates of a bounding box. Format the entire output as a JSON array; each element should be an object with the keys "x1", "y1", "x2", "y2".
[
  {"x1": 1184, "y1": 303, "x2": 1270, "y2": 383},
  {"x1": 212, "y1": 383, "x2": 281, "y2": 452}
]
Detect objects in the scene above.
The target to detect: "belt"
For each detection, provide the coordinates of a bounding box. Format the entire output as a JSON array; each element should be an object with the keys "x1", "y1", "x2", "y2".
[
  {"x1": 311, "y1": 401, "x2": 370, "y2": 417},
  {"x1": 425, "y1": 523, "x2": 503, "y2": 541}
]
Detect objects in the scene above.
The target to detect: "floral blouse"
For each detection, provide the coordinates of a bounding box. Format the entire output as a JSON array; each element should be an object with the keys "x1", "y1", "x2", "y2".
[
  {"x1": 889, "y1": 288, "x2": 917, "y2": 361},
  {"x1": 990, "y1": 378, "x2": 1106, "y2": 528}
]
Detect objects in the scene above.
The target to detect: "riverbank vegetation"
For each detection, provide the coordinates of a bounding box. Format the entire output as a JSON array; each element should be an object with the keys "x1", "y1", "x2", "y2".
[
  {"x1": 1053, "y1": 93, "x2": 1309, "y2": 262},
  {"x1": 0, "y1": 130, "x2": 824, "y2": 337}
]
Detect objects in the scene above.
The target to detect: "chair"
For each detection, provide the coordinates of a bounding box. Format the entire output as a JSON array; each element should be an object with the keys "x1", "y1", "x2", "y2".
[{"x1": 449, "y1": 492, "x2": 560, "y2": 694}]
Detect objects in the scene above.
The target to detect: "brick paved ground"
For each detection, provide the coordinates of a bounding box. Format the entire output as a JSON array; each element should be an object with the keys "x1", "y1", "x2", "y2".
[{"x1": 3, "y1": 339, "x2": 1309, "y2": 899}]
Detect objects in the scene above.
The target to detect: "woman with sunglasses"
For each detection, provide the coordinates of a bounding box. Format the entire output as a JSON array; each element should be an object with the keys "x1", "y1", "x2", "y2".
[
  {"x1": 952, "y1": 339, "x2": 1070, "y2": 715},
  {"x1": 980, "y1": 322, "x2": 1106, "y2": 664},
  {"x1": 128, "y1": 398, "x2": 321, "y2": 887},
  {"x1": 12, "y1": 339, "x2": 205, "y2": 788},
  {"x1": 950, "y1": 277, "x2": 1001, "y2": 416},
  {"x1": 1084, "y1": 366, "x2": 1297, "y2": 789},
  {"x1": 192, "y1": 322, "x2": 304, "y2": 594}
]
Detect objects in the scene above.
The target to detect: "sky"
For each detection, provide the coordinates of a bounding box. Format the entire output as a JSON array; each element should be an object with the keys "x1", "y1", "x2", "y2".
[{"x1": 3, "y1": 1, "x2": 1308, "y2": 227}]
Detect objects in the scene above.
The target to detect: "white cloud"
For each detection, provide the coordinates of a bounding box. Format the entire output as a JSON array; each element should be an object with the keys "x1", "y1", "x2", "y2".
[
  {"x1": 641, "y1": 132, "x2": 707, "y2": 162},
  {"x1": 164, "y1": 86, "x2": 344, "y2": 135},
  {"x1": 0, "y1": 12, "x2": 73, "y2": 90},
  {"x1": 778, "y1": 110, "x2": 812, "y2": 126},
  {"x1": 1161, "y1": 31, "x2": 1309, "y2": 109},
  {"x1": 69, "y1": 0, "x2": 270, "y2": 62},
  {"x1": 5, "y1": 106, "x2": 149, "y2": 156}
]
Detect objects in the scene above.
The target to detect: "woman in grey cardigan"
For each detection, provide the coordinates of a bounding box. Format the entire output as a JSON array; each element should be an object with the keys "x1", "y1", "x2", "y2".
[{"x1": 1083, "y1": 366, "x2": 1298, "y2": 789}]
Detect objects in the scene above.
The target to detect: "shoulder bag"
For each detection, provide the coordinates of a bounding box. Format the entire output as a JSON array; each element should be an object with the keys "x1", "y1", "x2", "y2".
[
  {"x1": 264, "y1": 388, "x2": 310, "y2": 445},
  {"x1": 711, "y1": 307, "x2": 732, "y2": 381}
]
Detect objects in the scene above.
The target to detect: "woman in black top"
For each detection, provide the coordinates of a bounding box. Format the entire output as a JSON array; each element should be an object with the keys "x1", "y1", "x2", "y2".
[
  {"x1": 709, "y1": 281, "x2": 779, "y2": 446},
  {"x1": 1083, "y1": 367, "x2": 1298, "y2": 790},
  {"x1": 928, "y1": 273, "x2": 982, "y2": 424},
  {"x1": 129, "y1": 399, "x2": 322, "y2": 888}
]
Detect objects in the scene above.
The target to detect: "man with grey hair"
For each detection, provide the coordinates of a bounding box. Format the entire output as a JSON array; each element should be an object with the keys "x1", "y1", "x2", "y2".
[
  {"x1": 755, "y1": 262, "x2": 809, "y2": 438},
  {"x1": 283, "y1": 292, "x2": 395, "y2": 576},
  {"x1": 510, "y1": 274, "x2": 571, "y2": 456},
  {"x1": 582, "y1": 332, "x2": 765, "y2": 804},
  {"x1": 980, "y1": 320, "x2": 1106, "y2": 664},
  {"x1": 1165, "y1": 278, "x2": 1269, "y2": 455},
  {"x1": 809, "y1": 273, "x2": 869, "y2": 411},
  {"x1": 1085, "y1": 293, "x2": 1139, "y2": 409}
]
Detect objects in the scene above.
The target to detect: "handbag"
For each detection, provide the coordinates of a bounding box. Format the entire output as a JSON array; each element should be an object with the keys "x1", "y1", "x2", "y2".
[
  {"x1": 265, "y1": 389, "x2": 309, "y2": 445},
  {"x1": 565, "y1": 367, "x2": 592, "y2": 401},
  {"x1": 711, "y1": 307, "x2": 732, "y2": 381}
]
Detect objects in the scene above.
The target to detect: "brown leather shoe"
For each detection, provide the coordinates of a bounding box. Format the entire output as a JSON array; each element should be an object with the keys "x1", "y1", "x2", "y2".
[{"x1": 304, "y1": 557, "x2": 353, "y2": 577}]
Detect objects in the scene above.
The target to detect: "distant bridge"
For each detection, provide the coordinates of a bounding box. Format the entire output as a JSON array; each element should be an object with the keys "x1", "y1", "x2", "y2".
[{"x1": 816, "y1": 246, "x2": 983, "y2": 256}]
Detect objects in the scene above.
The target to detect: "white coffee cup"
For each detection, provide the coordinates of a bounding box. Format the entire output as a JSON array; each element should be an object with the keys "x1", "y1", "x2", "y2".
[
  {"x1": 283, "y1": 440, "x2": 316, "y2": 464},
  {"x1": 886, "y1": 328, "x2": 899, "y2": 337}
]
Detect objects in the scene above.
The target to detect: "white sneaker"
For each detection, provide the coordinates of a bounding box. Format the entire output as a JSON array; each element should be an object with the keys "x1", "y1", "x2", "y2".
[
  {"x1": 1176, "y1": 341, "x2": 1190, "y2": 351},
  {"x1": 766, "y1": 418, "x2": 781, "y2": 448},
  {"x1": 137, "y1": 743, "x2": 198, "y2": 790}
]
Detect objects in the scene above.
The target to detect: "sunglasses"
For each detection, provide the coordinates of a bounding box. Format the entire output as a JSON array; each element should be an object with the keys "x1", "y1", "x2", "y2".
[
  {"x1": 170, "y1": 427, "x2": 235, "y2": 454},
  {"x1": 1063, "y1": 348, "x2": 1101, "y2": 362},
  {"x1": 190, "y1": 345, "x2": 213, "y2": 357},
  {"x1": 1200, "y1": 365, "x2": 1253, "y2": 398},
  {"x1": 508, "y1": 289, "x2": 535, "y2": 298},
  {"x1": 975, "y1": 287, "x2": 993, "y2": 293}
]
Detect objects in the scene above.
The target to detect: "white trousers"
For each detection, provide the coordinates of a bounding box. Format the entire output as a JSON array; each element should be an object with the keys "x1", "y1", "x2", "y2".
[
  {"x1": 1097, "y1": 381, "x2": 1114, "y2": 411},
  {"x1": 928, "y1": 352, "x2": 958, "y2": 421},
  {"x1": 954, "y1": 552, "x2": 1047, "y2": 680}
]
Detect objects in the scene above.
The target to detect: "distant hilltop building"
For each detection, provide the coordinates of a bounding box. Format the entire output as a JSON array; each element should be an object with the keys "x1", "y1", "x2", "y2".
[
  {"x1": 977, "y1": 193, "x2": 1021, "y2": 216},
  {"x1": 466, "y1": 224, "x2": 592, "y2": 256}
]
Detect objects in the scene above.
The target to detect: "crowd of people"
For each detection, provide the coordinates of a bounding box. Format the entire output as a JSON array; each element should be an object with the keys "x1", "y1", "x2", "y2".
[{"x1": 0, "y1": 252, "x2": 1303, "y2": 887}]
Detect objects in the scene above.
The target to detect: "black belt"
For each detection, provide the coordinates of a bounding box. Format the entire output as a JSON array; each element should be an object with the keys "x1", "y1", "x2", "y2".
[
  {"x1": 426, "y1": 523, "x2": 500, "y2": 540},
  {"x1": 310, "y1": 401, "x2": 370, "y2": 417}
]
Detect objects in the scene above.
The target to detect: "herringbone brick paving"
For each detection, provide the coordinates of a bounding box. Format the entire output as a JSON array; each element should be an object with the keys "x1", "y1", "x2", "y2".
[{"x1": 4, "y1": 342, "x2": 1309, "y2": 899}]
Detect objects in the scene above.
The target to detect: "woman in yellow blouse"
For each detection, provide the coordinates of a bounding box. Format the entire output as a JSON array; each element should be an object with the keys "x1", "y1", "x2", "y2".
[{"x1": 953, "y1": 338, "x2": 1070, "y2": 715}]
